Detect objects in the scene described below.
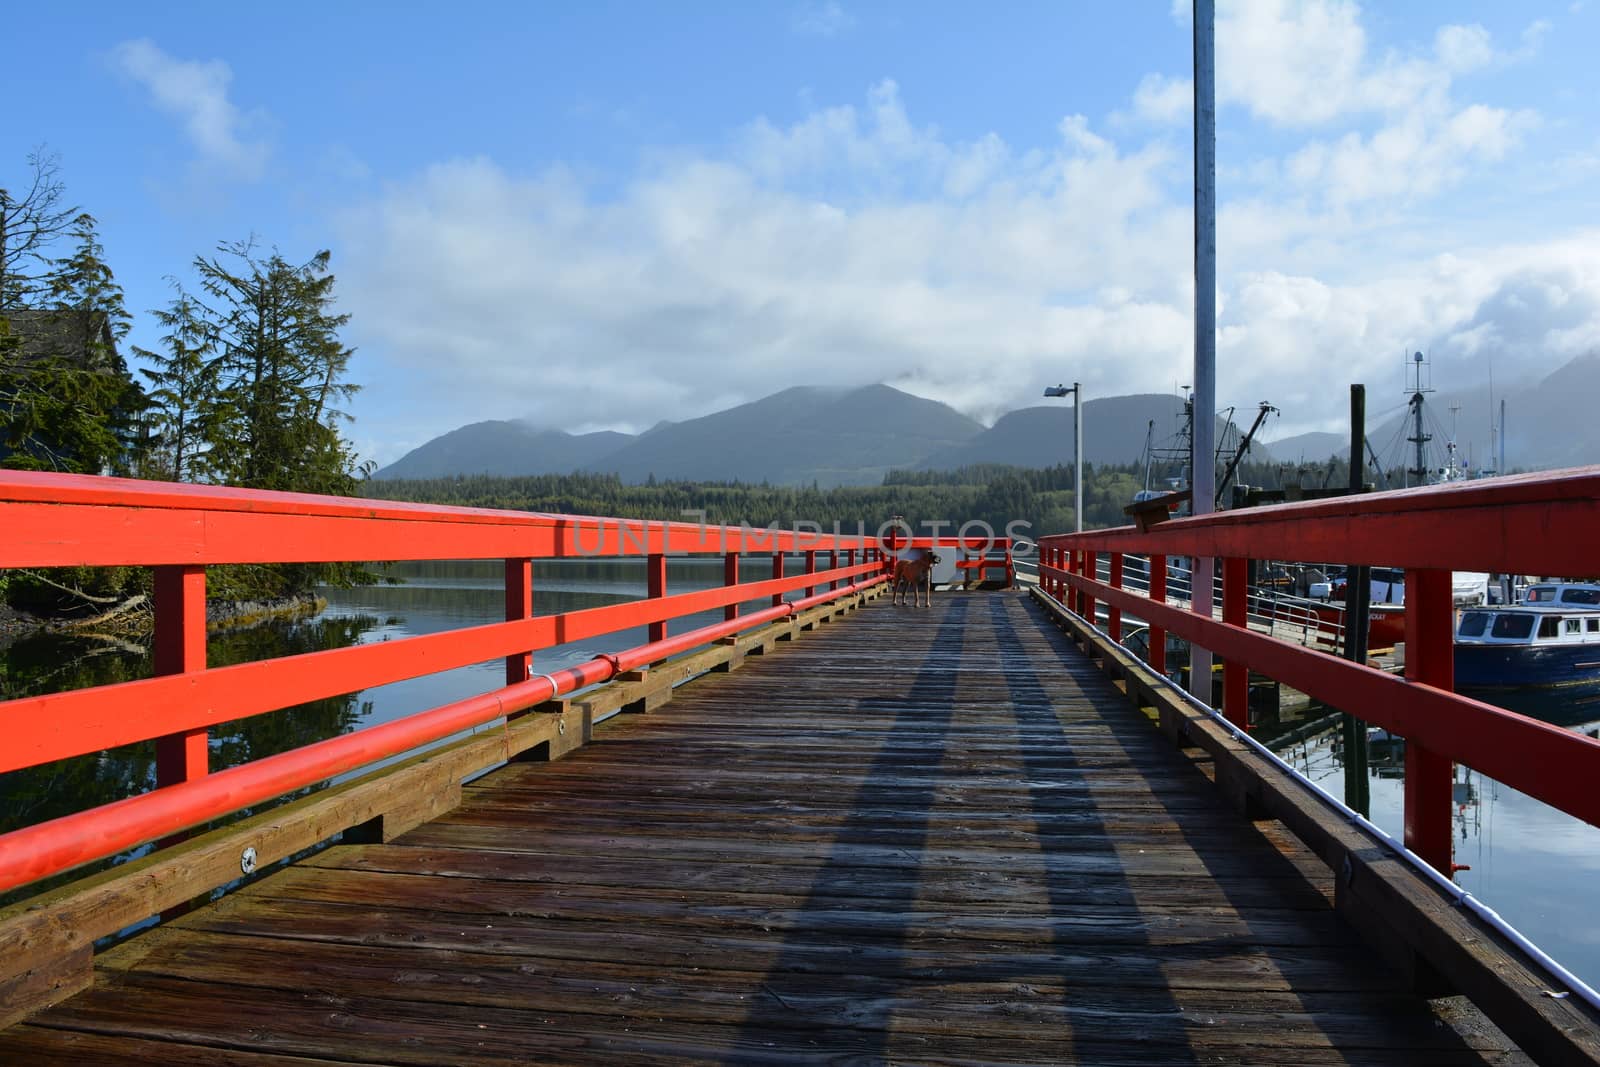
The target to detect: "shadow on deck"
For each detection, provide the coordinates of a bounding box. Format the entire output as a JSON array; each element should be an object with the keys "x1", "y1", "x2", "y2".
[{"x1": 0, "y1": 592, "x2": 1523, "y2": 1064}]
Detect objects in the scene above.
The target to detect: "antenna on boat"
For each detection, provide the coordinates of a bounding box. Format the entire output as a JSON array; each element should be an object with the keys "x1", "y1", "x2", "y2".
[{"x1": 1405, "y1": 351, "x2": 1433, "y2": 487}]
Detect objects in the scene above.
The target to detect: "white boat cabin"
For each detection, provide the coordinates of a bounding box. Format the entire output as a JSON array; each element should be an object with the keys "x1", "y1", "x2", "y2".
[{"x1": 1456, "y1": 605, "x2": 1600, "y2": 645}]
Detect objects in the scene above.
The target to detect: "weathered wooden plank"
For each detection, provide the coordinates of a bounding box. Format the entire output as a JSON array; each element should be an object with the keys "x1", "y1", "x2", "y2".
[
  {"x1": 289, "y1": 847, "x2": 1335, "y2": 912},
  {"x1": 17, "y1": 972, "x2": 1523, "y2": 1067},
  {"x1": 0, "y1": 1028, "x2": 348, "y2": 1066},
  {"x1": 166, "y1": 894, "x2": 1383, "y2": 992},
  {"x1": 89, "y1": 930, "x2": 1517, "y2": 1052}
]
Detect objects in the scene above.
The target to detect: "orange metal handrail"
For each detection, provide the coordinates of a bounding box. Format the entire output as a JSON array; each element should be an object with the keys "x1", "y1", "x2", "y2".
[
  {"x1": 0, "y1": 471, "x2": 893, "y2": 894},
  {"x1": 1037, "y1": 465, "x2": 1600, "y2": 876}
]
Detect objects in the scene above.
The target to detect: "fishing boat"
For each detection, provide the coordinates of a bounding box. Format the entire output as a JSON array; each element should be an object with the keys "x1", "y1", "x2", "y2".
[{"x1": 1453, "y1": 602, "x2": 1600, "y2": 695}]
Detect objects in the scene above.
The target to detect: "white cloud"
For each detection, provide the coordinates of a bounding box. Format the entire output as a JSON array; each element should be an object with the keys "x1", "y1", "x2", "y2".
[
  {"x1": 1135, "y1": 3, "x2": 1541, "y2": 127},
  {"x1": 1283, "y1": 103, "x2": 1529, "y2": 206},
  {"x1": 111, "y1": 39, "x2": 268, "y2": 179},
  {"x1": 334, "y1": 16, "x2": 1592, "y2": 464},
  {"x1": 1132, "y1": 73, "x2": 1193, "y2": 124},
  {"x1": 1216, "y1": 0, "x2": 1371, "y2": 126},
  {"x1": 338, "y1": 90, "x2": 1195, "y2": 444},
  {"x1": 1433, "y1": 24, "x2": 1494, "y2": 75},
  {"x1": 791, "y1": 2, "x2": 855, "y2": 37}
]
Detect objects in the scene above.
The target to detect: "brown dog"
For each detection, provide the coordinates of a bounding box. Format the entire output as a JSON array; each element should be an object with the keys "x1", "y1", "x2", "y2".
[{"x1": 890, "y1": 550, "x2": 941, "y2": 608}]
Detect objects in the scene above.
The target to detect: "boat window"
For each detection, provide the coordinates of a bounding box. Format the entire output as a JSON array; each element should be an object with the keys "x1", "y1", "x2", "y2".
[
  {"x1": 1491, "y1": 614, "x2": 1535, "y2": 639},
  {"x1": 1589, "y1": 619, "x2": 1600, "y2": 633},
  {"x1": 1561, "y1": 588, "x2": 1600, "y2": 605},
  {"x1": 1458, "y1": 612, "x2": 1489, "y2": 637},
  {"x1": 1525, "y1": 585, "x2": 1558, "y2": 602},
  {"x1": 1566, "y1": 619, "x2": 1583, "y2": 635},
  {"x1": 1539, "y1": 617, "x2": 1561, "y2": 639}
]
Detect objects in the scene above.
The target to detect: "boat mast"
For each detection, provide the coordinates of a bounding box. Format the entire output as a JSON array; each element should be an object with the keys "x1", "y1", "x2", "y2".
[
  {"x1": 1500, "y1": 397, "x2": 1507, "y2": 475},
  {"x1": 1141, "y1": 419, "x2": 1155, "y2": 493},
  {"x1": 1405, "y1": 351, "x2": 1432, "y2": 487}
]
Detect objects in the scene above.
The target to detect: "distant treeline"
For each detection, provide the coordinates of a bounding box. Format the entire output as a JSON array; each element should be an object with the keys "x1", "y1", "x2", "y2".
[
  {"x1": 365, "y1": 455, "x2": 1309, "y2": 545},
  {"x1": 370, "y1": 463, "x2": 1178, "y2": 542}
]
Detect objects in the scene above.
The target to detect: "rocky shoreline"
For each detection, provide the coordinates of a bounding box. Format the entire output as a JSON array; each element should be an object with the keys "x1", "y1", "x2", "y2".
[{"x1": 204, "y1": 594, "x2": 327, "y2": 632}]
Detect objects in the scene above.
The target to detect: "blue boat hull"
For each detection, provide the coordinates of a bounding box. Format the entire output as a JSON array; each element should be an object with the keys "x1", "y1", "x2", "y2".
[{"x1": 1454, "y1": 642, "x2": 1600, "y2": 692}]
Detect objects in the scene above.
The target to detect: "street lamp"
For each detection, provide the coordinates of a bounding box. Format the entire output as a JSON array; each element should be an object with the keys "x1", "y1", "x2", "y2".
[{"x1": 1043, "y1": 382, "x2": 1083, "y2": 533}]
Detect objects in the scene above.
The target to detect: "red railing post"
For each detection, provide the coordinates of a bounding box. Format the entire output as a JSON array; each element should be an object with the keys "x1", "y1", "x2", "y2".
[
  {"x1": 1404, "y1": 568, "x2": 1455, "y2": 874},
  {"x1": 647, "y1": 552, "x2": 667, "y2": 642},
  {"x1": 829, "y1": 549, "x2": 839, "y2": 592},
  {"x1": 771, "y1": 551, "x2": 785, "y2": 608},
  {"x1": 1083, "y1": 550, "x2": 1097, "y2": 624},
  {"x1": 1149, "y1": 555, "x2": 1168, "y2": 675},
  {"x1": 505, "y1": 558, "x2": 532, "y2": 685},
  {"x1": 723, "y1": 552, "x2": 740, "y2": 622},
  {"x1": 1223, "y1": 556, "x2": 1249, "y2": 729},
  {"x1": 804, "y1": 549, "x2": 817, "y2": 598},
  {"x1": 1108, "y1": 552, "x2": 1124, "y2": 642},
  {"x1": 154, "y1": 565, "x2": 208, "y2": 788}
]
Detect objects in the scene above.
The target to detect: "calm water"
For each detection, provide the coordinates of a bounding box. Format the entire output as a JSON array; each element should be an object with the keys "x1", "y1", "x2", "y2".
[{"x1": 4, "y1": 561, "x2": 1600, "y2": 991}]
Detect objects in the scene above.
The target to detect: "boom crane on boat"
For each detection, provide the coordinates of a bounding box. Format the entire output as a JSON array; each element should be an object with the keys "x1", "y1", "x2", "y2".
[{"x1": 1216, "y1": 401, "x2": 1278, "y2": 507}]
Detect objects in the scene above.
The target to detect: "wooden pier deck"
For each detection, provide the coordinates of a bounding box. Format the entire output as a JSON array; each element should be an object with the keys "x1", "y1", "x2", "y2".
[{"x1": 0, "y1": 592, "x2": 1524, "y2": 1065}]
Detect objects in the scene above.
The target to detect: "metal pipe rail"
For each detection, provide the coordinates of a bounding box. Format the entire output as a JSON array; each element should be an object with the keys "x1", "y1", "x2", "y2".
[
  {"x1": 1037, "y1": 466, "x2": 1600, "y2": 876},
  {"x1": 0, "y1": 470, "x2": 892, "y2": 895},
  {"x1": 1089, "y1": 553, "x2": 1342, "y2": 652}
]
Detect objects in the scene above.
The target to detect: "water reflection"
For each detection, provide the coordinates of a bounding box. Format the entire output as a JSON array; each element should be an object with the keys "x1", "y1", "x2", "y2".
[{"x1": 0, "y1": 614, "x2": 384, "y2": 838}]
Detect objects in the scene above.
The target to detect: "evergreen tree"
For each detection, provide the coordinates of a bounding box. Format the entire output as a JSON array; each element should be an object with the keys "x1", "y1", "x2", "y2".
[
  {"x1": 134, "y1": 290, "x2": 217, "y2": 482},
  {"x1": 186, "y1": 239, "x2": 365, "y2": 494},
  {"x1": 48, "y1": 214, "x2": 132, "y2": 342},
  {"x1": 0, "y1": 212, "x2": 142, "y2": 475}
]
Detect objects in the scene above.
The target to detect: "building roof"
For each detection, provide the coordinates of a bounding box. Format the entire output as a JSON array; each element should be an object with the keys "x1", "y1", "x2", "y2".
[{"x1": 0, "y1": 308, "x2": 120, "y2": 370}]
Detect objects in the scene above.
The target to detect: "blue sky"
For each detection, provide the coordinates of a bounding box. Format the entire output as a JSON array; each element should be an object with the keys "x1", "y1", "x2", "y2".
[{"x1": 6, "y1": 1, "x2": 1598, "y2": 466}]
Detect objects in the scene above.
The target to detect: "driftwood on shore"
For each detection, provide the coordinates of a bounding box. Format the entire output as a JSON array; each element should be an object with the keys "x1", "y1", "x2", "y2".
[
  {"x1": 56, "y1": 594, "x2": 150, "y2": 633},
  {"x1": 1, "y1": 594, "x2": 328, "y2": 645}
]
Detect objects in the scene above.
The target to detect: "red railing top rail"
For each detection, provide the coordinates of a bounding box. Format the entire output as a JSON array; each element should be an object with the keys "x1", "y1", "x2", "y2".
[
  {"x1": 0, "y1": 470, "x2": 880, "y2": 566},
  {"x1": 1037, "y1": 466, "x2": 1600, "y2": 576}
]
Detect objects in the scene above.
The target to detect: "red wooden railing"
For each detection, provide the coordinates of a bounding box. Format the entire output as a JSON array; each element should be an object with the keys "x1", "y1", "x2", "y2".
[
  {"x1": 1037, "y1": 466, "x2": 1600, "y2": 876},
  {"x1": 0, "y1": 471, "x2": 895, "y2": 895}
]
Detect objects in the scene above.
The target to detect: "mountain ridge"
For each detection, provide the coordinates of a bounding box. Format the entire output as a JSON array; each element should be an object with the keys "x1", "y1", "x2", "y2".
[{"x1": 375, "y1": 354, "x2": 1600, "y2": 485}]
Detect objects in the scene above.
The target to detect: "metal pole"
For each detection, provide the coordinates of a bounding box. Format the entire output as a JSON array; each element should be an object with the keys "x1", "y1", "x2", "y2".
[
  {"x1": 1188, "y1": 0, "x2": 1217, "y2": 702},
  {"x1": 1341, "y1": 384, "x2": 1371, "y2": 816},
  {"x1": 1074, "y1": 381, "x2": 1083, "y2": 533}
]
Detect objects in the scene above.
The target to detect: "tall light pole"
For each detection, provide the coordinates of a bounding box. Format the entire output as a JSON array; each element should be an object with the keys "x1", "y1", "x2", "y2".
[
  {"x1": 1190, "y1": 0, "x2": 1217, "y2": 702},
  {"x1": 1043, "y1": 383, "x2": 1083, "y2": 533}
]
